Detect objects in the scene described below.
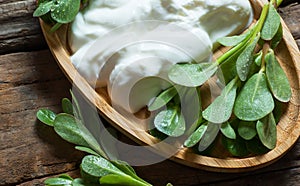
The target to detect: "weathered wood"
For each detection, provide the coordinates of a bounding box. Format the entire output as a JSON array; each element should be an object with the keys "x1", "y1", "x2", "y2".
[
  {"x1": 279, "y1": 3, "x2": 300, "y2": 42},
  {"x1": 0, "y1": 0, "x2": 47, "y2": 54},
  {"x1": 0, "y1": 51, "x2": 84, "y2": 185}
]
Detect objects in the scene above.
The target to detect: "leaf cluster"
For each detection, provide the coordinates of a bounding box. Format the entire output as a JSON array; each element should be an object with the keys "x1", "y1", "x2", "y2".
[
  {"x1": 37, "y1": 92, "x2": 154, "y2": 186},
  {"x1": 149, "y1": 1, "x2": 291, "y2": 156},
  {"x1": 33, "y1": 0, "x2": 88, "y2": 32}
]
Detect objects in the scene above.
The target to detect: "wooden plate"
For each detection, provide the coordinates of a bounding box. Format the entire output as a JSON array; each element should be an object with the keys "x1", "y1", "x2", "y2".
[{"x1": 40, "y1": 0, "x2": 300, "y2": 172}]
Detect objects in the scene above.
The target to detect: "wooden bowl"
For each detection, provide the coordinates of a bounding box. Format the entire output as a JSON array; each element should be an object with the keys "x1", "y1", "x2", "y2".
[{"x1": 40, "y1": 0, "x2": 300, "y2": 172}]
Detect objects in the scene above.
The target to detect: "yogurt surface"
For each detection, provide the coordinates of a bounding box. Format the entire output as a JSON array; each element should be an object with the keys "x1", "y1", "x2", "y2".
[{"x1": 69, "y1": 0, "x2": 253, "y2": 113}]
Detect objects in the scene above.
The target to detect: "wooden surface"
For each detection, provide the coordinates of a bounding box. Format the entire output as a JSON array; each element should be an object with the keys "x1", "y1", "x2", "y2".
[{"x1": 0, "y1": 1, "x2": 300, "y2": 185}]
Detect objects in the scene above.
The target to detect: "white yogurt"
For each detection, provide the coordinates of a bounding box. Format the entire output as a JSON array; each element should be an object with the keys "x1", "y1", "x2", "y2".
[{"x1": 69, "y1": 0, "x2": 253, "y2": 113}]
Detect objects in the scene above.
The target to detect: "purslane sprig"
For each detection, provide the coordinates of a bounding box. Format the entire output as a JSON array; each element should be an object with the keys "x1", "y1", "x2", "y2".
[
  {"x1": 37, "y1": 92, "x2": 157, "y2": 186},
  {"x1": 33, "y1": 0, "x2": 89, "y2": 32},
  {"x1": 149, "y1": 0, "x2": 291, "y2": 156}
]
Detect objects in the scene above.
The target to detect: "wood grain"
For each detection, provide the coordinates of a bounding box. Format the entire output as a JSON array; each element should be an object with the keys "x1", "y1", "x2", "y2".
[
  {"x1": 0, "y1": 0, "x2": 300, "y2": 185},
  {"x1": 0, "y1": 0, "x2": 47, "y2": 54}
]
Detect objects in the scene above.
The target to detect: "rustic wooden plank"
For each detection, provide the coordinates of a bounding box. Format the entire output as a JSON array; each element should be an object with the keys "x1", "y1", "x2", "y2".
[
  {"x1": 0, "y1": 0, "x2": 47, "y2": 54},
  {"x1": 279, "y1": 3, "x2": 300, "y2": 41},
  {"x1": 0, "y1": 51, "x2": 84, "y2": 185}
]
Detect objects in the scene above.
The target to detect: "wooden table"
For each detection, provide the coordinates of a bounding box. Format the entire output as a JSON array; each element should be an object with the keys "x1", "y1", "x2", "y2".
[{"x1": 1, "y1": 1, "x2": 299, "y2": 185}]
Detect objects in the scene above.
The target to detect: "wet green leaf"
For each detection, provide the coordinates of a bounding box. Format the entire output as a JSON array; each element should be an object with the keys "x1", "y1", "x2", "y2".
[
  {"x1": 236, "y1": 36, "x2": 259, "y2": 81},
  {"x1": 256, "y1": 113, "x2": 277, "y2": 149},
  {"x1": 36, "y1": 109, "x2": 56, "y2": 126},
  {"x1": 222, "y1": 134, "x2": 249, "y2": 157},
  {"x1": 168, "y1": 62, "x2": 218, "y2": 87},
  {"x1": 217, "y1": 47, "x2": 245, "y2": 84},
  {"x1": 58, "y1": 174, "x2": 73, "y2": 180},
  {"x1": 44, "y1": 177, "x2": 72, "y2": 185},
  {"x1": 184, "y1": 123, "x2": 208, "y2": 147},
  {"x1": 261, "y1": 4, "x2": 281, "y2": 40},
  {"x1": 198, "y1": 123, "x2": 220, "y2": 152},
  {"x1": 81, "y1": 155, "x2": 124, "y2": 177},
  {"x1": 149, "y1": 128, "x2": 168, "y2": 140},
  {"x1": 154, "y1": 106, "x2": 185, "y2": 137},
  {"x1": 54, "y1": 114, "x2": 90, "y2": 147},
  {"x1": 273, "y1": 100, "x2": 284, "y2": 123},
  {"x1": 238, "y1": 121, "x2": 257, "y2": 140},
  {"x1": 100, "y1": 174, "x2": 149, "y2": 186},
  {"x1": 266, "y1": 50, "x2": 291, "y2": 102},
  {"x1": 75, "y1": 146, "x2": 100, "y2": 156},
  {"x1": 234, "y1": 73, "x2": 274, "y2": 121},
  {"x1": 148, "y1": 86, "x2": 177, "y2": 111},
  {"x1": 220, "y1": 122, "x2": 236, "y2": 140},
  {"x1": 271, "y1": 24, "x2": 283, "y2": 49},
  {"x1": 217, "y1": 30, "x2": 251, "y2": 46},
  {"x1": 62, "y1": 98, "x2": 73, "y2": 115},
  {"x1": 254, "y1": 51, "x2": 263, "y2": 66},
  {"x1": 203, "y1": 78, "x2": 238, "y2": 123},
  {"x1": 53, "y1": 114, "x2": 106, "y2": 157},
  {"x1": 246, "y1": 137, "x2": 270, "y2": 155},
  {"x1": 33, "y1": 1, "x2": 53, "y2": 17},
  {"x1": 51, "y1": 0, "x2": 81, "y2": 23}
]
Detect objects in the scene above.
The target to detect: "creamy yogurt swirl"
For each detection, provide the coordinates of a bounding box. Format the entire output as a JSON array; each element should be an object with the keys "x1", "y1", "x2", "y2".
[{"x1": 69, "y1": 0, "x2": 252, "y2": 113}]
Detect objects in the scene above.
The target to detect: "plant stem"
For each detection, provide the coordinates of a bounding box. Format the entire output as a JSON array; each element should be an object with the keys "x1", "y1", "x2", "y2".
[
  {"x1": 216, "y1": 4, "x2": 269, "y2": 66},
  {"x1": 260, "y1": 42, "x2": 271, "y2": 73}
]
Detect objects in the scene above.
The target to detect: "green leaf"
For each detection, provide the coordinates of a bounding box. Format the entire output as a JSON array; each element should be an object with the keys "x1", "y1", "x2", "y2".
[
  {"x1": 220, "y1": 122, "x2": 236, "y2": 140},
  {"x1": 72, "y1": 178, "x2": 100, "y2": 186},
  {"x1": 148, "y1": 86, "x2": 177, "y2": 111},
  {"x1": 203, "y1": 77, "x2": 238, "y2": 123},
  {"x1": 238, "y1": 121, "x2": 257, "y2": 140},
  {"x1": 273, "y1": 100, "x2": 283, "y2": 123},
  {"x1": 44, "y1": 177, "x2": 72, "y2": 186},
  {"x1": 266, "y1": 50, "x2": 291, "y2": 102},
  {"x1": 271, "y1": 24, "x2": 283, "y2": 49},
  {"x1": 112, "y1": 160, "x2": 137, "y2": 176},
  {"x1": 256, "y1": 113, "x2": 277, "y2": 149},
  {"x1": 75, "y1": 146, "x2": 100, "y2": 156},
  {"x1": 51, "y1": 0, "x2": 81, "y2": 23},
  {"x1": 217, "y1": 47, "x2": 244, "y2": 84},
  {"x1": 234, "y1": 73, "x2": 274, "y2": 121},
  {"x1": 58, "y1": 174, "x2": 73, "y2": 180},
  {"x1": 222, "y1": 134, "x2": 249, "y2": 157},
  {"x1": 53, "y1": 114, "x2": 106, "y2": 157},
  {"x1": 54, "y1": 113, "x2": 90, "y2": 147},
  {"x1": 254, "y1": 51, "x2": 263, "y2": 66},
  {"x1": 217, "y1": 30, "x2": 251, "y2": 46},
  {"x1": 62, "y1": 98, "x2": 73, "y2": 115},
  {"x1": 36, "y1": 109, "x2": 56, "y2": 126},
  {"x1": 50, "y1": 23, "x2": 63, "y2": 33},
  {"x1": 154, "y1": 106, "x2": 185, "y2": 137},
  {"x1": 81, "y1": 155, "x2": 124, "y2": 177},
  {"x1": 198, "y1": 123, "x2": 220, "y2": 152},
  {"x1": 149, "y1": 128, "x2": 168, "y2": 140},
  {"x1": 33, "y1": 1, "x2": 53, "y2": 17},
  {"x1": 111, "y1": 160, "x2": 150, "y2": 185},
  {"x1": 180, "y1": 87, "x2": 202, "y2": 128},
  {"x1": 236, "y1": 36, "x2": 259, "y2": 81},
  {"x1": 184, "y1": 123, "x2": 208, "y2": 147},
  {"x1": 100, "y1": 174, "x2": 150, "y2": 186},
  {"x1": 261, "y1": 4, "x2": 281, "y2": 40},
  {"x1": 72, "y1": 178, "x2": 85, "y2": 186},
  {"x1": 246, "y1": 137, "x2": 270, "y2": 155},
  {"x1": 168, "y1": 62, "x2": 218, "y2": 87}
]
